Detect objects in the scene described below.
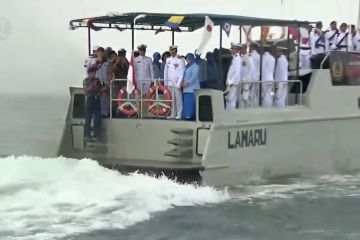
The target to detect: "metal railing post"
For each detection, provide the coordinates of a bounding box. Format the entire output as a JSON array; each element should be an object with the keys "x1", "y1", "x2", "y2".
[
  {"x1": 138, "y1": 79, "x2": 142, "y2": 123},
  {"x1": 234, "y1": 80, "x2": 302, "y2": 108},
  {"x1": 110, "y1": 80, "x2": 112, "y2": 119}
]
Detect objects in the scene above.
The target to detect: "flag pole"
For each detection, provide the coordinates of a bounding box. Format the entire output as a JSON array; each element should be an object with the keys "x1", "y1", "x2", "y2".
[{"x1": 131, "y1": 24, "x2": 134, "y2": 50}]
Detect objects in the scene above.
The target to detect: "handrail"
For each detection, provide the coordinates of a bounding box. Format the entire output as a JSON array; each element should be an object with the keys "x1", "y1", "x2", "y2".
[
  {"x1": 109, "y1": 79, "x2": 303, "y2": 119},
  {"x1": 320, "y1": 52, "x2": 330, "y2": 69},
  {"x1": 229, "y1": 79, "x2": 303, "y2": 106}
]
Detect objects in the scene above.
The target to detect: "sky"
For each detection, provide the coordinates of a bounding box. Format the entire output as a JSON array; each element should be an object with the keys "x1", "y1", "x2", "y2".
[{"x1": 0, "y1": 0, "x2": 359, "y2": 95}]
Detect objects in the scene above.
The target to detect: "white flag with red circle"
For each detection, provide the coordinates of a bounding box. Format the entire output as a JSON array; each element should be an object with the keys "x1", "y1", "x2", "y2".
[
  {"x1": 126, "y1": 52, "x2": 136, "y2": 93},
  {"x1": 195, "y1": 16, "x2": 214, "y2": 55}
]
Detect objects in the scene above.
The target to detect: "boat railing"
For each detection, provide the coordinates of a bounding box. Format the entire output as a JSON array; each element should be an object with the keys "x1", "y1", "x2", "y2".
[
  {"x1": 109, "y1": 79, "x2": 176, "y2": 119},
  {"x1": 229, "y1": 79, "x2": 303, "y2": 106},
  {"x1": 109, "y1": 79, "x2": 303, "y2": 119}
]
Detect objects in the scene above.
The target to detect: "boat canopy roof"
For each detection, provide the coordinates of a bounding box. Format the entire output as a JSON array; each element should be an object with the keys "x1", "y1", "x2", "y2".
[{"x1": 69, "y1": 12, "x2": 313, "y2": 32}]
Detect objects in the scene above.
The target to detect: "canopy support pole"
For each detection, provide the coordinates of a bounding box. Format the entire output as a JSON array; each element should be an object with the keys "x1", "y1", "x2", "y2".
[
  {"x1": 295, "y1": 24, "x2": 301, "y2": 104},
  {"x1": 296, "y1": 25, "x2": 300, "y2": 79},
  {"x1": 87, "y1": 27, "x2": 91, "y2": 56},
  {"x1": 219, "y1": 25, "x2": 224, "y2": 89},
  {"x1": 287, "y1": 27, "x2": 290, "y2": 62},
  {"x1": 219, "y1": 25, "x2": 223, "y2": 49},
  {"x1": 239, "y1": 26, "x2": 242, "y2": 43},
  {"x1": 131, "y1": 24, "x2": 135, "y2": 50},
  {"x1": 172, "y1": 30, "x2": 175, "y2": 45},
  {"x1": 259, "y1": 29, "x2": 263, "y2": 107}
]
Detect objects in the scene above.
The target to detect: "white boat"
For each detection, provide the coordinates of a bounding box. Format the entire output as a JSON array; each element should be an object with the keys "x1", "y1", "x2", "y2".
[{"x1": 58, "y1": 12, "x2": 360, "y2": 185}]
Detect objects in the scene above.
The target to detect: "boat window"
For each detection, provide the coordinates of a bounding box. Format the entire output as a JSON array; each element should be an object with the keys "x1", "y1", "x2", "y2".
[
  {"x1": 329, "y1": 51, "x2": 360, "y2": 86},
  {"x1": 198, "y1": 95, "x2": 213, "y2": 122},
  {"x1": 72, "y1": 94, "x2": 85, "y2": 118}
]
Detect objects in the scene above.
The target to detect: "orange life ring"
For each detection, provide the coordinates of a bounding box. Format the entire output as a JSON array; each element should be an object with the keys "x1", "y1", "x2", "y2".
[
  {"x1": 116, "y1": 86, "x2": 141, "y2": 117},
  {"x1": 145, "y1": 84, "x2": 172, "y2": 117}
]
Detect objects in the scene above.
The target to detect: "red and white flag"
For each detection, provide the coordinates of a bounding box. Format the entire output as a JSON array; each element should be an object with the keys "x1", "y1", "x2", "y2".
[
  {"x1": 195, "y1": 16, "x2": 214, "y2": 55},
  {"x1": 126, "y1": 52, "x2": 136, "y2": 93}
]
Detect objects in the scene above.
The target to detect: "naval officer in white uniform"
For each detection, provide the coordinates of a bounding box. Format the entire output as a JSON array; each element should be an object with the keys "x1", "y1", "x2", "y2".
[
  {"x1": 261, "y1": 45, "x2": 275, "y2": 107},
  {"x1": 274, "y1": 46, "x2": 289, "y2": 107},
  {"x1": 351, "y1": 25, "x2": 360, "y2": 51},
  {"x1": 225, "y1": 43, "x2": 242, "y2": 111},
  {"x1": 325, "y1": 21, "x2": 338, "y2": 51},
  {"x1": 332, "y1": 23, "x2": 352, "y2": 51},
  {"x1": 309, "y1": 21, "x2": 325, "y2": 56},
  {"x1": 239, "y1": 44, "x2": 255, "y2": 109},
  {"x1": 164, "y1": 45, "x2": 185, "y2": 119},
  {"x1": 299, "y1": 26, "x2": 312, "y2": 69},
  {"x1": 135, "y1": 44, "x2": 154, "y2": 94},
  {"x1": 249, "y1": 42, "x2": 261, "y2": 107}
]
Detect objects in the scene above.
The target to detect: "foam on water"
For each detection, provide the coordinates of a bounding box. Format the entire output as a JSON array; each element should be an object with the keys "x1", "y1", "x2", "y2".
[
  {"x1": 230, "y1": 173, "x2": 360, "y2": 204},
  {"x1": 0, "y1": 156, "x2": 229, "y2": 240}
]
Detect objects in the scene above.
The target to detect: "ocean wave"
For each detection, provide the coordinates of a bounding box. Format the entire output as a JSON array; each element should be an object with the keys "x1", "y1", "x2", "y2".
[
  {"x1": 0, "y1": 156, "x2": 229, "y2": 240},
  {"x1": 230, "y1": 173, "x2": 360, "y2": 204}
]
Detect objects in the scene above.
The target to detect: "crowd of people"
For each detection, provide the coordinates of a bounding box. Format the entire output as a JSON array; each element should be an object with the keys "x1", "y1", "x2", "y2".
[
  {"x1": 82, "y1": 19, "x2": 360, "y2": 138},
  {"x1": 224, "y1": 42, "x2": 289, "y2": 110},
  {"x1": 82, "y1": 41, "x2": 289, "y2": 137},
  {"x1": 299, "y1": 21, "x2": 360, "y2": 69},
  {"x1": 82, "y1": 44, "x2": 205, "y2": 138}
]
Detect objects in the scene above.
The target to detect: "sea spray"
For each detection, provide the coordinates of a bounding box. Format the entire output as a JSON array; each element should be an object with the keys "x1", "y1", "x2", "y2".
[{"x1": 0, "y1": 156, "x2": 229, "y2": 240}]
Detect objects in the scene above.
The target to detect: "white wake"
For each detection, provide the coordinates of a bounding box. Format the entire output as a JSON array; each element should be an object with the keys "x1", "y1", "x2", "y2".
[{"x1": 0, "y1": 156, "x2": 229, "y2": 240}]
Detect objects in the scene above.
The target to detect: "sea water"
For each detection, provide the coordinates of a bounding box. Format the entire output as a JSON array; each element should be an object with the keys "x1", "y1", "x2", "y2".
[{"x1": 1, "y1": 94, "x2": 360, "y2": 240}]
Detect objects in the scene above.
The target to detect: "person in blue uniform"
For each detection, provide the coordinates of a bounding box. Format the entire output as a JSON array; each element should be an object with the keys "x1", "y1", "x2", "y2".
[
  {"x1": 83, "y1": 67, "x2": 101, "y2": 138},
  {"x1": 152, "y1": 52, "x2": 162, "y2": 79},
  {"x1": 195, "y1": 53, "x2": 207, "y2": 88},
  {"x1": 181, "y1": 53, "x2": 200, "y2": 120},
  {"x1": 161, "y1": 51, "x2": 171, "y2": 80}
]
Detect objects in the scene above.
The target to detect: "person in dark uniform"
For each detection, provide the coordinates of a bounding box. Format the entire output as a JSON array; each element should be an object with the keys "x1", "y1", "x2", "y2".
[
  {"x1": 83, "y1": 66, "x2": 101, "y2": 138},
  {"x1": 112, "y1": 49, "x2": 129, "y2": 117}
]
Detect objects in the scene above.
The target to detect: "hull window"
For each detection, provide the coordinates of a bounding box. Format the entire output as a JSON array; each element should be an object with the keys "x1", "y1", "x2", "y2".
[{"x1": 73, "y1": 94, "x2": 85, "y2": 118}]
